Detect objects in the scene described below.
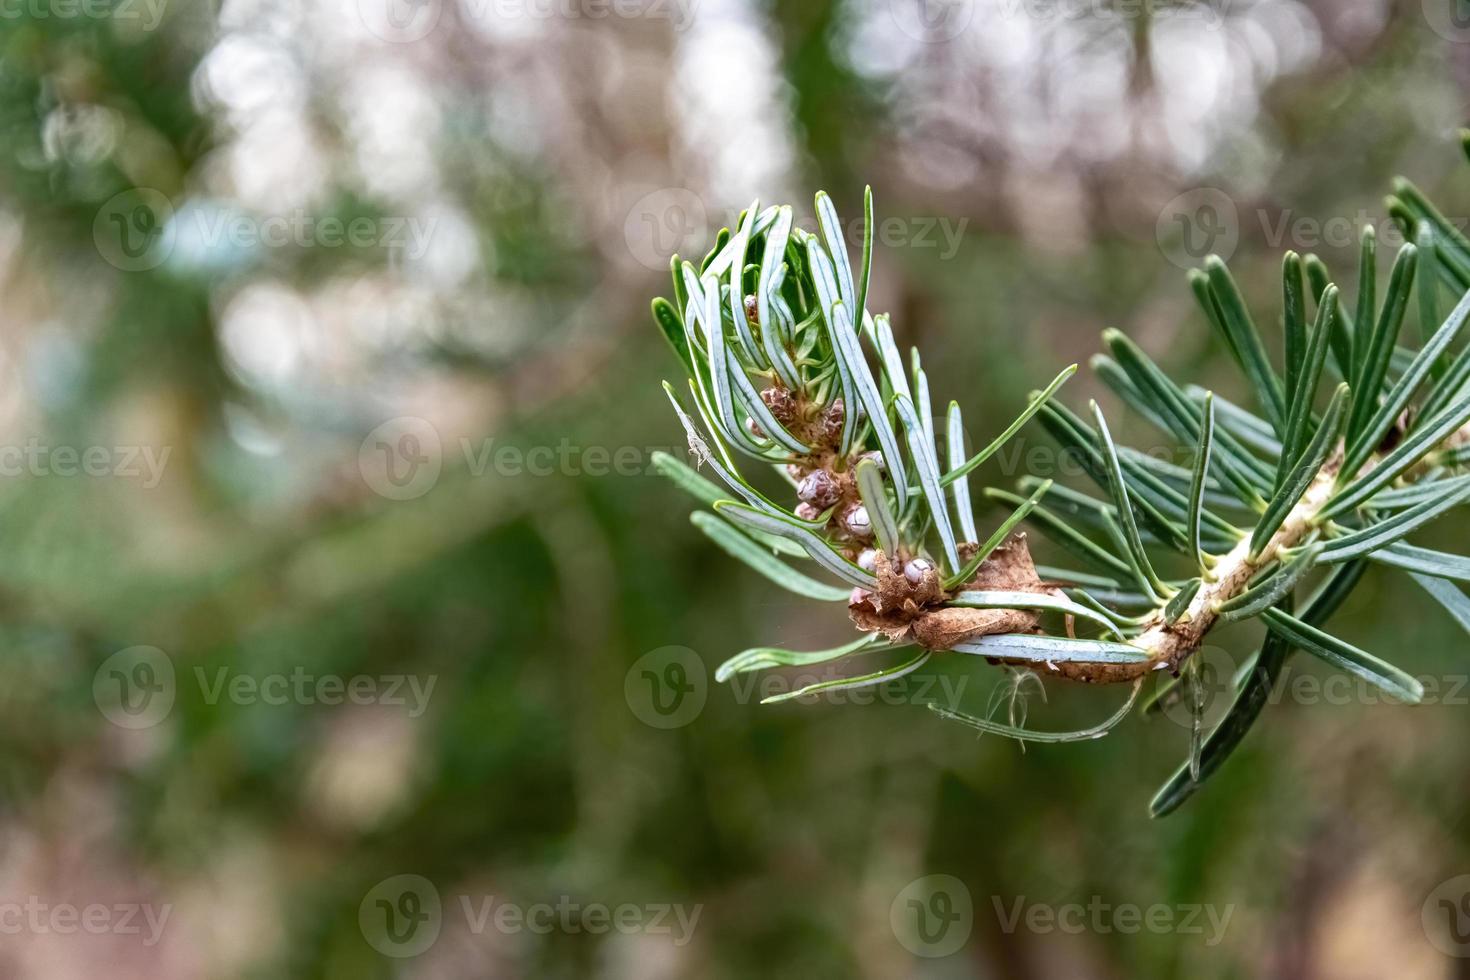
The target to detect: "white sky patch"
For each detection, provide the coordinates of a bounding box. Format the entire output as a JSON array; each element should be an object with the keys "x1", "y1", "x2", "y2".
[
  {"x1": 195, "y1": 32, "x2": 307, "y2": 126},
  {"x1": 459, "y1": 0, "x2": 548, "y2": 43},
  {"x1": 225, "y1": 109, "x2": 331, "y2": 211},
  {"x1": 840, "y1": 0, "x2": 1324, "y2": 177},
  {"x1": 402, "y1": 202, "x2": 481, "y2": 287},
  {"x1": 342, "y1": 63, "x2": 444, "y2": 201},
  {"x1": 41, "y1": 104, "x2": 122, "y2": 167},
  {"x1": 219, "y1": 282, "x2": 316, "y2": 391},
  {"x1": 673, "y1": 0, "x2": 796, "y2": 209}
]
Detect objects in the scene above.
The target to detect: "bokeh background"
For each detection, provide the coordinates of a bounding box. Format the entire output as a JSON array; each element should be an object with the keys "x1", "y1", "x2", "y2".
[{"x1": 4, "y1": 0, "x2": 1470, "y2": 976}]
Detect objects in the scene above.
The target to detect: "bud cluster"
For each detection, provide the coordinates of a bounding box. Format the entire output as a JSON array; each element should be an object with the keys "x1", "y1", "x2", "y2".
[{"x1": 652, "y1": 192, "x2": 955, "y2": 572}]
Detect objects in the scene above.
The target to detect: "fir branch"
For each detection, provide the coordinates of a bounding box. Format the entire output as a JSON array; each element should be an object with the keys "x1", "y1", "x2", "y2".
[{"x1": 650, "y1": 160, "x2": 1470, "y2": 815}]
